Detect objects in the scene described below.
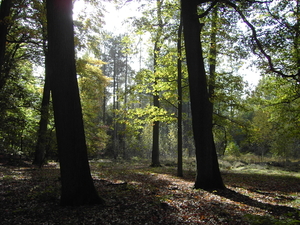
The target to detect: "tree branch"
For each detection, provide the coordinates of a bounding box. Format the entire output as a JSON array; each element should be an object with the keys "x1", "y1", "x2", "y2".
[
  {"x1": 224, "y1": 0, "x2": 299, "y2": 81},
  {"x1": 197, "y1": 0, "x2": 218, "y2": 18}
]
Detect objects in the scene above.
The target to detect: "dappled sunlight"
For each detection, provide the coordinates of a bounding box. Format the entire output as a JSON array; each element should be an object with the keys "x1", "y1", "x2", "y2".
[{"x1": 1, "y1": 160, "x2": 300, "y2": 224}]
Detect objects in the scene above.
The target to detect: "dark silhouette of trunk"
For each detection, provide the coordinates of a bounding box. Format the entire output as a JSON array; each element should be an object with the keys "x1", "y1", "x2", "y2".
[
  {"x1": 0, "y1": 0, "x2": 12, "y2": 89},
  {"x1": 32, "y1": 56, "x2": 50, "y2": 167},
  {"x1": 181, "y1": 0, "x2": 225, "y2": 190},
  {"x1": 177, "y1": 13, "x2": 183, "y2": 177},
  {"x1": 46, "y1": 0, "x2": 103, "y2": 206},
  {"x1": 33, "y1": 3, "x2": 51, "y2": 167},
  {"x1": 151, "y1": 42, "x2": 161, "y2": 167}
]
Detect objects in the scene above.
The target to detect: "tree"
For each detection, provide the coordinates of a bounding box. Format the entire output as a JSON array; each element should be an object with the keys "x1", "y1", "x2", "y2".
[
  {"x1": 181, "y1": 0, "x2": 225, "y2": 189},
  {"x1": 177, "y1": 12, "x2": 183, "y2": 177},
  {"x1": 100, "y1": 34, "x2": 133, "y2": 159},
  {"x1": 225, "y1": 0, "x2": 299, "y2": 82},
  {"x1": 151, "y1": 0, "x2": 164, "y2": 167},
  {"x1": 126, "y1": 0, "x2": 181, "y2": 165},
  {"x1": 249, "y1": 75, "x2": 300, "y2": 160},
  {"x1": 77, "y1": 57, "x2": 110, "y2": 157},
  {"x1": 0, "y1": 0, "x2": 44, "y2": 157},
  {"x1": 0, "y1": 0, "x2": 12, "y2": 82},
  {"x1": 46, "y1": 0, "x2": 103, "y2": 206},
  {"x1": 33, "y1": 0, "x2": 51, "y2": 167}
]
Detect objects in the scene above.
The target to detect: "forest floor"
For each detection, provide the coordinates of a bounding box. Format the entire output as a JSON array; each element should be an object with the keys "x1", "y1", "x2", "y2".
[{"x1": 0, "y1": 158, "x2": 300, "y2": 225}]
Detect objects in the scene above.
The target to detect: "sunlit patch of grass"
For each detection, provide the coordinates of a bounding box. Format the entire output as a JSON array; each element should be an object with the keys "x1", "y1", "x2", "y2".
[
  {"x1": 1, "y1": 175, "x2": 14, "y2": 180},
  {"x1": 290, "y1": 198, "x2": 300, "y2": 208},
  {"x1": 244, "y1": 213, "x2": 300, "y2": 225}
]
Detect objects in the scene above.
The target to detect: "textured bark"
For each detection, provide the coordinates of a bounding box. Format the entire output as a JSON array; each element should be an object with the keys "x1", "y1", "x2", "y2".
[
  {"x1": 0, "y1": 0, "x2": 12, "y2": 89},
  {"x1": 181, "y1": 0, "x2": 225, "y2": 190},
  {"x1": 46, "y1": 0, "x2": 103, "y2": 206}
]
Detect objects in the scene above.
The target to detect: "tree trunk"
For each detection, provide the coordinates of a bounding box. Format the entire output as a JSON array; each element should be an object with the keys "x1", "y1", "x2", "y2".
[
  {"x1": 46, "y1": 0, "x2": 103, "y2": 206},
  {"x1": 177, "y1": 13, "x2": 183, "y2": 177},
  {"x1": 151, "y1": 0, "x2": 163, "y2": 167},
  {"x1": 0, "y1": 0, "x2": 12, "y2": 89},
  {"x1": 151, "y1": 46, "x2": 161, "y2": 167},
  {"x1": 33, "y1": 9, "x2": 51, "y2": 167},
  {"x1": 32, "y1": 56, "x2": 50, "y2": 167},
  {"x1": 113, "y1": 50, "x2": 118, "y2": 159},
  {"x1": 181, "y1": 0, "x2": 225, "y2": 190},
  {"x1": 208, "y1": 7, "x2": 217, "y2": 101}
]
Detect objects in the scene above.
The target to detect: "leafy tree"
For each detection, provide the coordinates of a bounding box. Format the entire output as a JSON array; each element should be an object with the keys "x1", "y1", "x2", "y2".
[
  {"x1": 123, "y1": 0, "x2": 181, "y2": 165},
  {"x1": 99, "y1": 34, "x2": 135, "y2": 158},
  {"x1": 77, "y1": 56, "x2": 110, "y2": 157},
  {"x1": 32, "y1": 0, "x2": 51, "y2": 167},
  {"x1": 0, "y1": 0, "x2": 44, "y2": 157},
  {"x1": 225, "y1": 0, "x2": 299, "y2": 82},
  {"x1": 0, "y1": 59, "x2": 40, "y2": 156},
  {"x1": 250, "y1": 76, "x2": 300, "y2": 160}
]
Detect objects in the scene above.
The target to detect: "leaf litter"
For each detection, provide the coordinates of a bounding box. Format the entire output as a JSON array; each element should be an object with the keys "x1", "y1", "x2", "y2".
[{"x1": 0, "y1": 160, "x2": 299, "y2": 224}]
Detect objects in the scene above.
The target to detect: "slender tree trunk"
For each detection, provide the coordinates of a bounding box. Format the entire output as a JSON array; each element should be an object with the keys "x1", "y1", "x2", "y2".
[
  {"x1": 46, "y1": 0, "x2": 103, "y2": 206},
  {"x1": 0, "y1": 0, "x2": 12, "y2": 89},
  {"x1": 151, "y1": 0, "x2": 163, "y2": 167},
  {"x1": 32, "y1": 55, "x2": 50, "y2": 167},
  {"x1": 33, "y1": 5, "x2": 51, "y2": 167},
  {"x1": 113, "y1": 50, "x2": 118, "y2": 159},
  {"x1": 208, "y1": 7, "x2": 217, "y2": 101},
  {"x1": 181, "y1": 0, "x2": 225, "y2": 190},
  {"x1": 177, "y1": 13, "x2": 183, "y2": 177},
  {"x1": 123, "y1": 54, "x2": 128, "y2": 159},
  {"x1": 151, "y1": 42, "x2": 161, "y2": 167}
]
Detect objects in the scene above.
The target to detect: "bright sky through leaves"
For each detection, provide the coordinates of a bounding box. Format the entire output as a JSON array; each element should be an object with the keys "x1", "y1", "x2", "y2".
[{"x1": 73, "y1": 0, "x2": 260, "y2": 86}]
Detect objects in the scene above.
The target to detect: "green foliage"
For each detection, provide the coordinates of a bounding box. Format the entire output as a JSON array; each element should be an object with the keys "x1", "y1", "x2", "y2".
[
  {"x1": 247, "y1": 76, "x2": 300, "y2": 159},
  {"x1": 77, "y1": 56, "x2": 110, "y2": 157},
  {"x1": 0, "y1": 60, "x2": 41, "y2": 156},
  {"x1": 225, "y1": 141, "x2": 240, "y2": 157}
]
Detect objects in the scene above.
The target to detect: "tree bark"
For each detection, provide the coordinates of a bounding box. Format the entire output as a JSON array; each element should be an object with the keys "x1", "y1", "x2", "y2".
[
  {"x1": 177, "y1": 13, "x2": 183, "y2": 177},
  {"x1": 0, "y1": 0, "x2": 12, "y2": 89},
  {"x1": 33, "y1": 7, "x2": 51, "y2": 167},
  {"x1": 151, "y1": 43, "x2": 161, "y2": 167},
  {"x1": 32, "y1": 56, "x2": 50, "y2": 167},
  {"x1": 181, "y1": 0, "x2": 225, "y2": 190},
  {"x1": 151, "y1": 0, "x2": 164, "y2": 167},
  {"x1": 46, "y1": 0, "x2": 103, "y2": 206}
]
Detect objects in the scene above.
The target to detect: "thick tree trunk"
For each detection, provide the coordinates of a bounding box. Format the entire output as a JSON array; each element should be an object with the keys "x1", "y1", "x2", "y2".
[
  {"x1": 181, "y1": 0, "x2": 225, "y2": 190},
  {"x1": 0, "y1": 0, "x2": 12, "y2": 89},
  {"x1": 46, "y1": 0, "x2": 103, "y2": 206}
]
